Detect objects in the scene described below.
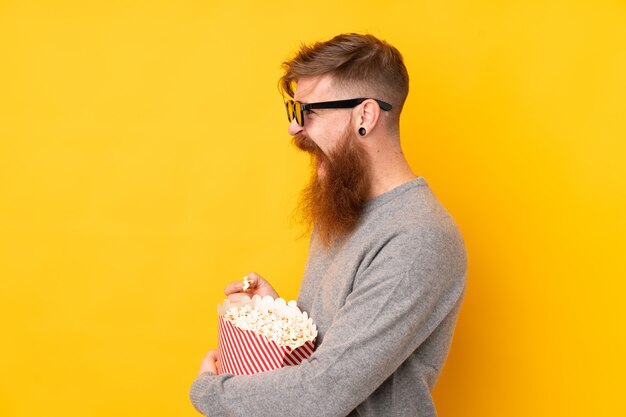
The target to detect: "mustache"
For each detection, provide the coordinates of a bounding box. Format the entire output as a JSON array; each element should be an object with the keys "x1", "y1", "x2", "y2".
[{"x1": 293, "y1": 133, "x2": 323, "y2": 157}]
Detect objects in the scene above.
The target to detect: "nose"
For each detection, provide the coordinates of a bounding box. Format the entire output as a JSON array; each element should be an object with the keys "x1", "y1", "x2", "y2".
[{"x1": 287, "y1": 119, "x2": 303, "y2": 136}]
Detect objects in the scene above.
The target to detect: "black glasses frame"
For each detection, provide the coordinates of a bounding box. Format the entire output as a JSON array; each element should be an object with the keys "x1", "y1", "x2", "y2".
[{"x1": 285, "y1": 98, "x2": 392, "y2": 127}]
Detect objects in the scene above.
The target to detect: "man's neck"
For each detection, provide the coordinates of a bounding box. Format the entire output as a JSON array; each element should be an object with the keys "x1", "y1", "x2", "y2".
[{"x1": 365, "y1": 139, "x2": 416, "y2": 200}]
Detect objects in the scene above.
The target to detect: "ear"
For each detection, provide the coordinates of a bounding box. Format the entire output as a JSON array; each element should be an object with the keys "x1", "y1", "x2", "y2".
[{"x1": 352, "y1": 99, "x2": 381, "y2": 137}]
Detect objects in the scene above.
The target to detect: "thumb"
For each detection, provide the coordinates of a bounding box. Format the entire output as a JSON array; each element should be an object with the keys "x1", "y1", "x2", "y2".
[
  {"x1": 244, "y1": 272, "x2": 264, "y2": 290},
  {"x1": 199, "y1": 350, "x2": 219, "y2": 375},
  {"x1": 244, "y1": 272, "x2": 279, "y2": 299}
]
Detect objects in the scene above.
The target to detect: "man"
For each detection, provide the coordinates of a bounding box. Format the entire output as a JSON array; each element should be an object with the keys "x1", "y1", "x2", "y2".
[{"x1": 190, "y1": 33, "x2": 467, "y2": 417}]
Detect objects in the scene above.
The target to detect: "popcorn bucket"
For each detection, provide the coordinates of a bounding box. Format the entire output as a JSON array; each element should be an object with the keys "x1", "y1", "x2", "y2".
[{"x1": 217, "y1": 295, "x2": 317, "y2": 376}]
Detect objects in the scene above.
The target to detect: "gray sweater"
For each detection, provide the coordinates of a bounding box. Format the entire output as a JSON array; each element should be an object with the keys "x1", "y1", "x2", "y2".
[{"x1": 190, "y1": 177, "x2": 467, "y2": 417}]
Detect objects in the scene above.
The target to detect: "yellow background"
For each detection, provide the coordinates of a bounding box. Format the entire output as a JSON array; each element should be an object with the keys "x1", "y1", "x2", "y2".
[{"x1": 1, "y1": 1, "x2": 624, "y2": 416}]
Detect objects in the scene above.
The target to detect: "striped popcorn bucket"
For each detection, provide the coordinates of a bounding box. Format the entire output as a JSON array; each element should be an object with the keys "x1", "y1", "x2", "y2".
[
  {"x1": 217, "y1": 316, "x2": 316, "y2": 375},
  {"x1": 216, "y1": 295, "x2": 317, "y2": 376}
]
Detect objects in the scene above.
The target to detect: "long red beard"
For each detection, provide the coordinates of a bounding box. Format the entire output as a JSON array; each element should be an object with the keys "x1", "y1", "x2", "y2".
[{"x1": 293, "y1": 129, "x2": 371, "y2": 247}]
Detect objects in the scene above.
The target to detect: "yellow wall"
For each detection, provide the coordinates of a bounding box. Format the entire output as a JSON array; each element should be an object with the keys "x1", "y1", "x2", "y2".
[{"x1": 1, "y1": 1, "x2": 624, "y2": 416}]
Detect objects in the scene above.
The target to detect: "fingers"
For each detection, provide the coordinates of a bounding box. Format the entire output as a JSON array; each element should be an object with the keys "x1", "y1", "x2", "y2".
[
  {"x1": 245, "y1": 272, "x2": 262, "y2": 289},
  {"x1": 223, "y1": 272, "x2": 279, "y2": 299},
  {"x1": 199, "y1": 350, "x2": 219, "y2": 375},
  {"x1": 227, "y1": 292, "x2": 246, "y2": 302},
  {"x1": 206, "y1": 350, "x2": 218, "y2": 361},
  {"x1": 224, "y1": 281, "x2": 243, "y2": 296},
  {"x1": 224, "y1": 272, "x2": 263, "y2": 296}
]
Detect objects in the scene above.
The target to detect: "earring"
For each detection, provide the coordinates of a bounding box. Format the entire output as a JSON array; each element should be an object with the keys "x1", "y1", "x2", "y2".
[{"x1": 358, "y1": 127, "x2": 366, "y2": 136}]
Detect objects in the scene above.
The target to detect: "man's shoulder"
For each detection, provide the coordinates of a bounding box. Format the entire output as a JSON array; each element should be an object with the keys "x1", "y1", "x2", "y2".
[
  {"x1": 351, "y1": 182, "x2": 467, "y2": 282},
  {"x1": 361, "y1": 180, "x2": 462, "y2": 247}
]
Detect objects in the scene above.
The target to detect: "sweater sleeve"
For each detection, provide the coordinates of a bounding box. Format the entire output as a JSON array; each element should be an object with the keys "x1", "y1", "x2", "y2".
[{"x1": 189, "y1": 229, "x2": 467, "y2": 417}]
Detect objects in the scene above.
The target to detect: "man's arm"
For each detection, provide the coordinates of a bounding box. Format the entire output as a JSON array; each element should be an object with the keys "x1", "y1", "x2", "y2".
[{"x1": 190, "y1": 234, "x2": 466, "y2": 417}]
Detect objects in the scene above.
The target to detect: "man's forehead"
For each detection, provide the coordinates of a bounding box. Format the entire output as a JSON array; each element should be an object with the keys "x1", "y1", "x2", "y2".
[{"x1": 294, "y1": 75, "x2": 335, "y2": 102}]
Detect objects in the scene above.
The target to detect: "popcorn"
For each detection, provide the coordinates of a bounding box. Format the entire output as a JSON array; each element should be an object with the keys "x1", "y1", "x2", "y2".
[
  {"x1": 217, "y1": 295, "x2": 317, "y2": 375},
  {"x1": 242, "y1": 275, "x2": 252, "y2": 291},
  {"x1": 221, "y1": 296, "x2": 317, "y2": 349}
]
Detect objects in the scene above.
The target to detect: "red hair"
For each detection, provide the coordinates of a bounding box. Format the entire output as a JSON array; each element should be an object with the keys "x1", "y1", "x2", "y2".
[{"x1": 280, "y1": 33, "x2": 409, "y2": 126}]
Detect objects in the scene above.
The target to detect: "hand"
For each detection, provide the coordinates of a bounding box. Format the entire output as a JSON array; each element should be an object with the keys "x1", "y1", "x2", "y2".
[
  {"x1": 224, "y1": 271, "x2": 279, "y2": 302},
  {"x1": 198, "y1": 350, "x2": 218, "y2": 376}
]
